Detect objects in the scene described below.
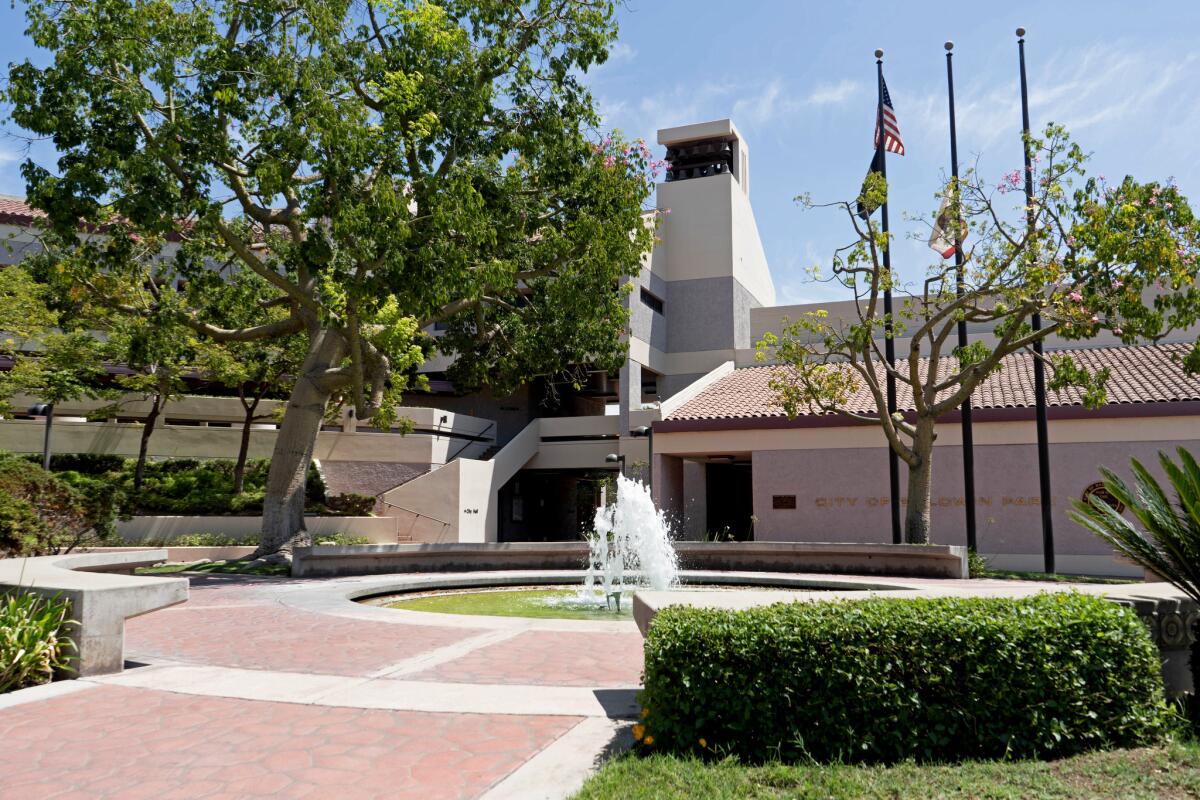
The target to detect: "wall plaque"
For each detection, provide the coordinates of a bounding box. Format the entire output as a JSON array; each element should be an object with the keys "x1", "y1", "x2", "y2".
[{"x1": 772, "y1": 495, "x2": 797, "y2": 510}]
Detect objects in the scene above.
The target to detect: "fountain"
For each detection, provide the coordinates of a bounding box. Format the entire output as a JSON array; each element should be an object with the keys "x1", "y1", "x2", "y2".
[{"x1": 582, "y1": 475, "x2": 678, "y2": 610}]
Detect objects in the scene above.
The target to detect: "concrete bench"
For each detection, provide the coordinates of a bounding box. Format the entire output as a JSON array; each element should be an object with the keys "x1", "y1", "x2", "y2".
[{"x1": 0, "y1": 550, "x2": 189, "y2": 677}]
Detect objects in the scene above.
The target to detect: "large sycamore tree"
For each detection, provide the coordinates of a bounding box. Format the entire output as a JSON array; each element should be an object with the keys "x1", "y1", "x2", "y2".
[
  {"x1": 7, "y1": 0, "x2": 658, "y2": 555},
  {"x1": 760, "y1": 127, "x2": 1200, "y2": 544}
]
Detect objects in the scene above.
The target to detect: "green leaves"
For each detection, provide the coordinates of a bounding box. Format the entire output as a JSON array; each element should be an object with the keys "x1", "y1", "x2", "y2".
[
  {"x1": 640, "y1": 594, "x2": 1167, "y2": 764},
  {"x1": 0, "y1": 592, "x2": 75, "y2": 695},
  {"x1": 1070, "y1": 448, "x2": 1200, "y2": 607}
]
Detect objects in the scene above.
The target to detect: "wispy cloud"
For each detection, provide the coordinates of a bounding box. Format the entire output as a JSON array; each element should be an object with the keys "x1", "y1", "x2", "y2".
[
  {"x1": 732, "y1": 79, "x2": 788, "y2": 127},
  {"x1": 904, "y1": 44, "x2": 1199, "y2": 156},
  {"x1": 806, "y1": 79, "x2": 862, "y2": 107}
]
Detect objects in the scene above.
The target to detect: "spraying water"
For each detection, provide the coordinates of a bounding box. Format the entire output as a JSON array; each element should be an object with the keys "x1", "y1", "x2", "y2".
[{"x1": 582, "y1": 474, "x2": 679, "y2": 608}]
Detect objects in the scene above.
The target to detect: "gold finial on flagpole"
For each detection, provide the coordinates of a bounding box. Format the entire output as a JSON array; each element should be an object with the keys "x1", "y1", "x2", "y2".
[
  {"x1": 1016, "y1": 27, "x2": 1026, "y2": 38},
  {"x1": 874, "y1": 48, "x2": 884, "y2": 59},
  {"x1": 945, "y1": 41, "x2": 954, "y2": 52}
]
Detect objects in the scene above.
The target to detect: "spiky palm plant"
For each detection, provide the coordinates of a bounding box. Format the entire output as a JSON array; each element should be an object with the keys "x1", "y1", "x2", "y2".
[{"x1": 1071, "y1": 447, "x2": 1200, "y2": 725}]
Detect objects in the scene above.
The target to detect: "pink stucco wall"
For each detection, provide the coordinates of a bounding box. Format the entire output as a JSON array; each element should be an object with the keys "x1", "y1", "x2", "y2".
[{"x1": 751, "y1": 439, "x2": 1192, "y2": 561}]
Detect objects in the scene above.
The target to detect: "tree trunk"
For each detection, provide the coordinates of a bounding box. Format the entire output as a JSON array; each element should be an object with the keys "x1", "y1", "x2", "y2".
[
  {"x1": 233, "y1": 390, "x2": 261, "y2": 495},
  {"x1": 903, "y1": 416, "x2": 937, "y2": 545},
  {"x1": 133, "y1": 394, "x2": 163, "y2": 493},
  {"x1": 255, "y1": 329, "x2": 347, "y2": 558}
]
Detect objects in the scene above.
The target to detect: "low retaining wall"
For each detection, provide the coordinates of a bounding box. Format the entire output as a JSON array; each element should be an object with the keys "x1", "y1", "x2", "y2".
[
  {"x1": 85, "y1": 545, "x2": 258, "y2": 562},
  {"x1": 0, "y1": 551, "x2": 188, "y2": 676},
  {"x1": 291, "y1": 541, "x2": 968, "y2": 579},
  {"x1": 117, "y1": 515, "x2": 397, "y2": 544}
]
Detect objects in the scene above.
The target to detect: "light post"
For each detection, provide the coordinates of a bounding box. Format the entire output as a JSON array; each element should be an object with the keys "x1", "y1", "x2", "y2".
[
  {"x1": 605, "y1": 452, "x2": 625, "y2": 477},
  {"x1": 630, "y1": 425, "x2": 652, "y2": 490},
  {"x1": 29, "y1": 403, "x2": 54, "y2": 470}
]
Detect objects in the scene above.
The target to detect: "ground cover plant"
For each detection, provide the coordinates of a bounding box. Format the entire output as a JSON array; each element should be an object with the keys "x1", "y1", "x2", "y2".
[
  {"x1": 573, "y1": 738, "x2": 1200, "y2": 800},
  {"x1": 638, "y1": 594, "x2": 1167, "y2": 763},
  {"x1": 137, "y1": 560, "x2": 290, "y2": 577},
  {"x1": 0, "y1": 592, "x2": 74, "y2": 694}
]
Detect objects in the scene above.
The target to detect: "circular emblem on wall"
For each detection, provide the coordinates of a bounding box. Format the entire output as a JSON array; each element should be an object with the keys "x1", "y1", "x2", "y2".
[{"x1": 1081, "y1": 481, "x2": 1125, "y2": 514}]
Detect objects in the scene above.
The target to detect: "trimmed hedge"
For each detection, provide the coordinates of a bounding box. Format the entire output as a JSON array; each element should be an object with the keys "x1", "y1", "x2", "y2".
[{"x1": 639, "y1": 594, "x2": 1167, "y2": 763}]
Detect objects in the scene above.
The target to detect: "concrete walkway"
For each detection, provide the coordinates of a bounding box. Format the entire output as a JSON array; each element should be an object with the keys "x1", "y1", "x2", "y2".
[{"x1": 0, "y1": 574, "x2": 642, "y2": 800}]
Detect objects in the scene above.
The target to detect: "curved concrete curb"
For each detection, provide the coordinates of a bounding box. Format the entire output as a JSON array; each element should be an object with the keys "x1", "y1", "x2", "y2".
[{"x1": 0, "y1": 550, "x2": 188, "y2": 676}]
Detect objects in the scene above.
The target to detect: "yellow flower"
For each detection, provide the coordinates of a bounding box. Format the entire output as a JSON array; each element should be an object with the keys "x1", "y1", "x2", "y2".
[
  {"x1": 640, "y1": 707, "x2": 650, "y2": 719},
  {"x1": 631, "y1": 724, "x2": 645, "y2": 741},
  {"x1": 698, "y1": 738, "x2": 707, "y2": 748},
  {"x1": 644, "y1": 735, "x2": 655, "y2": 746}
]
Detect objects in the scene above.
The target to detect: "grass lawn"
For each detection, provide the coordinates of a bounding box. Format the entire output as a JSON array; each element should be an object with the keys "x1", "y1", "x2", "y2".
[
  {"x1": 386, "y1": 587, "x2": 634, "y2": 620},
  {"x1": 574, "y1": 739, "x2": 1200, "y2": 800},
  {"x1": 136, "y1": 559, "x2": 290, "y2": 577}
]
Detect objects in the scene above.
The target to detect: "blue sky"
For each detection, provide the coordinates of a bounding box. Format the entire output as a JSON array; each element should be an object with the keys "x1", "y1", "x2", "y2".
[
  {"x1": 587, "y1": 1, "x2": 1200, "y2": 303},
  {"x1": 1, "y1": 1, "x2": 1198, "y2": 305}
]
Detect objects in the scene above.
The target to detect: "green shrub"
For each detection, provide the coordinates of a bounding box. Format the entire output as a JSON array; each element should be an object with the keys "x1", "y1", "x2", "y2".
[
  {"x1": 0, "y1": 454, "x2": 121, "y2": 556},
  {"x1": 108, "y1": 459, "x2": 325, "y2": 515},
  {"x1": 0, "y1": 592, "x2": 75, "y2": 694},
  {"x1": 639, "y1": 594, "x2": 1167, "y2": 763},
  {"x1": 171, "y1": 532, "x2": 252, "y2": 547},
  {"x1": 312, "y1": 532, "x2": 371, "y2": 545},
  {"x1": 25, "y1": 453, "x2": 128, "y2": 475},
  {"x1": 324, "y1": 492, "x2": 376, "y2": 516}
]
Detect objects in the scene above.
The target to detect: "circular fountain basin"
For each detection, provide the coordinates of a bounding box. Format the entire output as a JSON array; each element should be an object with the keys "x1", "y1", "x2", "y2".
[{"x1": 360, "y1": 580, "x2": 857, "y2": 621}]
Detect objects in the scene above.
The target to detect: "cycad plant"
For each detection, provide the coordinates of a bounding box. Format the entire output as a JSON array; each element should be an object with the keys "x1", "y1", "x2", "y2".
[{"x1": 1071, "y1": 447, "x2": 1200, "y2": 724}]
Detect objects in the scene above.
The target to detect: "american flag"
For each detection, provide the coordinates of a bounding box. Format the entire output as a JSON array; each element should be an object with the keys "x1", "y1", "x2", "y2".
[{"x1": 874, "y1": 76, "x2": 905, "y2": 156}]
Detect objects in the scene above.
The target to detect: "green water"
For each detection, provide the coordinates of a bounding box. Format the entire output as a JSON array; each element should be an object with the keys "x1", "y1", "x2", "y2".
[{"x1": 386, "y1": 588, "x2": 635, "y2": 620}]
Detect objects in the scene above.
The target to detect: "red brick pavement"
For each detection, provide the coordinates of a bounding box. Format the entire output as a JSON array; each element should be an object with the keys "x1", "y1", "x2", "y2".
[
  {"x1": 409, "y1": 630, "x2": 644, "y2": 688},
  {"x1": 0, "y1": 685, "x2": 580, "y2": 800},
  {"x1": 126, "y1": 604, "x2": 481, "y2": 676}
]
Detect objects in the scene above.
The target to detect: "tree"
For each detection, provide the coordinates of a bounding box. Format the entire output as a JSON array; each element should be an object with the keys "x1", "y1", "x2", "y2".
[
  {"x1": 759, "y1": 126, "x2": 1200, "y2": 544},
  {"x1": 0, "y1": 331, "x2": 113, "y2": 468},
  {"x1": 8, "y1": 0, "x2": 659, "y2": 556},
  {"x1": 106, "y1": 310, "x2": 204, "y2": 492},
  {"x1": 191, "y1": 271, "x2": 307, "y2": 494}
]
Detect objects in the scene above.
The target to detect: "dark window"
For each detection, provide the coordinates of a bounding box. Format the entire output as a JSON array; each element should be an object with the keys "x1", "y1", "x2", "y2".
[
  {"x1": 772, "y1": 495, "x2": 797, "y2": 510},
  {"x1": 640, "y1": 287, "x2": 664, "y2": 315}
]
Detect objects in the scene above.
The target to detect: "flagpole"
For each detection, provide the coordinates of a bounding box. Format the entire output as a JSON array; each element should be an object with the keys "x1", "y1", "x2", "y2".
[
  {"x1": 1017, "y1": 27, "x2": 1055, "y2": 574},
  {"x1": 945, "y1": 42, "x2": 978, "y2": 555},
  {"x1": 876, "y1": 48, "x2": 902, "y2": 545}
]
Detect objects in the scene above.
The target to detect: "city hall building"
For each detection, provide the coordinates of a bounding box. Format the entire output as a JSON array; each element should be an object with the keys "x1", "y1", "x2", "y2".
[{"x1": 2, "y1": 118, "x2": 1198, "y2": 575}]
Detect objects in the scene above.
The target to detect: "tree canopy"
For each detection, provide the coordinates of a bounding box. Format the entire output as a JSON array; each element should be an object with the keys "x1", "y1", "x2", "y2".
[
  {"x1": 7, "y1": 0, "x2": 659, "y2": 552},
  {"x1": 760, "y1": 126, "x2": 1200, "y2": 543}
]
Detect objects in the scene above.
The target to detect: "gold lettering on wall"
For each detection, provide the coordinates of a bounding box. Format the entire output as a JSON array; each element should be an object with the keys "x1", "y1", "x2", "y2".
[{"x1": 810, "y1": 495, "x2": 1060, "y2": 509}]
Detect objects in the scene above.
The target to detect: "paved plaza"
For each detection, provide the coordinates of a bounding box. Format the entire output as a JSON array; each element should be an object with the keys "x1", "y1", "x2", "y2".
[{"x1": 0, "y1": 575, "x2": 644, "y2": 800}]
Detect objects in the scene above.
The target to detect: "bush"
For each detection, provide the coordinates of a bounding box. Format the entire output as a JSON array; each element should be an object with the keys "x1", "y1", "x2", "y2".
[
  {"x1": 171, "y1": 532, "x2": 252, "y2": 547},
  {"x1": 0, "y1": 592, "x2": 75, "y2": 694},
  {"x1": 324, "y1": 492, "x2": 376, "y2": 516},
  {"x1": 312, "y1": 532, "x2": 371, "y2": 545},
  {"x1": 0, "y1": 455, "x2": 121, "y2": 556},
  {"x1": 107, "y1": 459, "x2": 326, "y2": 515},
  {"x1": 26, "y1": 453, "x2": 128, "y2": 475},
  {"x1": 639, "y1": 594, "x2": 1167, "y2": 763}
]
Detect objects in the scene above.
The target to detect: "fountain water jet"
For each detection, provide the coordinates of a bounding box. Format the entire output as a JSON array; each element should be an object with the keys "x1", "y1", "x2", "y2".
[{"x1": 583, "y1": 475, "x2": 678, "y2": 608}]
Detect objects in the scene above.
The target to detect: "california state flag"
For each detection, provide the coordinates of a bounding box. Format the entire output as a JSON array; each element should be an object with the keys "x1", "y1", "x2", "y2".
[{"x1": 928, "y1": 192, "x2": 966, "y2": 259}]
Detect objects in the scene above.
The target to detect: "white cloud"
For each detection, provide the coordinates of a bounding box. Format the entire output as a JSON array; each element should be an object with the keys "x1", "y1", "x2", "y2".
[
  {"x1": 605, "y1": 42, "x2": 636, "y2": 66},
  {"x1": 732, "y1": 79, "x2": 787, "y2": 127},
  {"x1": 0, "y1": 147, "x2": 18, "y2": 165},
  {"x1": 904, "y1": 44, "x2": 1199, "y2": 156},
  {"x1": 806, "y1": 79, "x2": 862, "y2": 107}
]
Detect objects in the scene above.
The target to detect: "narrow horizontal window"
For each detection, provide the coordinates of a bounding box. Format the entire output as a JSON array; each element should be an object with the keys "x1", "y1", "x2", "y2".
[{"x1": 640, "y1": 287, "x2": 664, "y2": 315}]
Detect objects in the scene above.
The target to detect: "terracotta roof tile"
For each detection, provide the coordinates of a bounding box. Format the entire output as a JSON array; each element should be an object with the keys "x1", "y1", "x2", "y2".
[
  {"x1": 666, "y1": 343, "x2": 1200, "y2": 422},
  {"x1": 0, "y1": 196, "x2": 43, "y2": 226}
]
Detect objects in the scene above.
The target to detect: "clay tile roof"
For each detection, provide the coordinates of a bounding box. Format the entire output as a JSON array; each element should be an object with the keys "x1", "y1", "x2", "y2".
[
  {"x1": 666, "y1": 343, "x2": 1200, "y2": 422},
  {"x1": 0, "y1": 196, "x2": 43, "y2": 227}
]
